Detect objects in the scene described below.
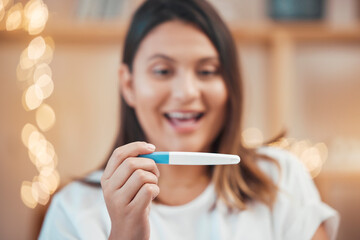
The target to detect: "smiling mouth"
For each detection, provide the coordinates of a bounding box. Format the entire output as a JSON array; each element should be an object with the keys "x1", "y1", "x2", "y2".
[{"x1": 164, "y1": 112, "x2": 205, "y2": 129}]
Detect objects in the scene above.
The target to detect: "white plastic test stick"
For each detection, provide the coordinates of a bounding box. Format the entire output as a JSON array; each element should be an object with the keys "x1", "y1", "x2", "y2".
[{"x1": 139, "y1": 152, "x2": 240, "y2": 165}]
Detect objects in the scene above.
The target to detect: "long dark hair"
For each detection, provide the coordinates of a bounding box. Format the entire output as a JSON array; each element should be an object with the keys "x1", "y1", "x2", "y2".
[{"x1": 103, "y1": 0, "x2": 279, "y2": 210}]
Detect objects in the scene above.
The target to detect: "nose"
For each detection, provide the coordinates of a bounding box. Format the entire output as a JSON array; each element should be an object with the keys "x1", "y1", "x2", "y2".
[{"x1": 172, "y1": 71, "x2": 200, "y2": 103}]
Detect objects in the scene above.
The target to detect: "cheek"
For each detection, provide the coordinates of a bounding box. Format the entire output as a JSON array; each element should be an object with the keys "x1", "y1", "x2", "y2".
[
  {"x1": 133, "y1": 75, "x2": 167, "y2": 107},
  {"x1": 206, "y1": 80, "x2": 228, "y2": 110}
]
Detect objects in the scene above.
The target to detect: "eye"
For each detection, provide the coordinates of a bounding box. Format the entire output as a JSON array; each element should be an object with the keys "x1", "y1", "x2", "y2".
[
  {"x1": 153, "y1": 68, "x2": 171, "y2": 75},
  {"x1": 197, "y1": 67, "x2": 219, "y2": 78},
  {"x1": 198, "y1": 70, "x2": 216, "y2": 76},
  {"x1": 151, "y1": 64, "x2": 174, "y2": 78}
]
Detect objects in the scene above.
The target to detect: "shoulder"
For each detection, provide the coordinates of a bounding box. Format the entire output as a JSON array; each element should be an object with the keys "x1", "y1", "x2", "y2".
[
  {"x1": 256, "y1": 145, "x2": 301, "y2": 169},
  {"x1": 254, "y1": 147, "x2": 340, "y2": 239},
  {"x1": 255, "y1": 146, "x2": 308, "y2": 187}
]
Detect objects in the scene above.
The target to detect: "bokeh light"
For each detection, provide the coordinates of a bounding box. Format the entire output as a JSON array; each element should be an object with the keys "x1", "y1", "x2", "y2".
[
  {"x1": 0, "y1": 0, "x2": 13, "y2": 11},
  {"x1": 27, "y1": 36, "x2": 46, "y2": 60},
  {"x1": 31, "y1": 180, "x2": 50, "y2": 205},
  {"x1": 35, "y1": 104, "x2": 56, "y2": 131},
  {"x1": 38, "y1": 169, "x2": 60, "y2": 194},
  {"x1": 34, "y1": 63, "x2": 52, "y2": 80},
  {"x1": 23, "y1": 0, "x2": 48, "y2": 35},
  {"x1": 40, "y1": 43, "x2": 54, "y2": 64},
  {"x1": 16, "y1": 63, "x2": 34, "y2": 83},
  {"x1": 21, "y1": 123, "x2": 38, "y2": 148},
  {"x1": 270, "y1": 138, "x2": 328, "y2": 178},
  {"x1": 35, "y1": 74, "x2": 54, "y2": 99},
  {"x1": 242, "y1": 127, "x2": 264, "y2": 147},
  {"x1": 27, "y1": 130, "x2": 45, "y2": 151},
  {"x1": 24, "y1": 84, "x2": 44, "y2": 110},
  {"x1": 20, "y1": 181, "x2": 37, "y2": 209},
  {"x1": 19, "y1": 48, "x2": 37, "y2": 70},
  {"x1": 32, "y1": 139, "x2": 54, "y2": 166},
  {"x1": 5, "y1": 0, "x2": 58, "y2": 209},
  {"x1": 315, "y1": 142, "x2": 328, "y2": 163},
  {"x1": 5, "y1": 2, "x2": 23, "y2": 31},
  {"x1": 35, "y1": 153, "x2": 57, "y2": 175}
]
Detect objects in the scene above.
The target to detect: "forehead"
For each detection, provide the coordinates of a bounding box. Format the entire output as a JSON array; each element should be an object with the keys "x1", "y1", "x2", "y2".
[{"x1": 134, "y1": 20, "x2": 218, "y2": 62}]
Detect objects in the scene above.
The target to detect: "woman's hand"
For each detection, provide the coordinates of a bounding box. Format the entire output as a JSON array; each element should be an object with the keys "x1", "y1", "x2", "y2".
[{"x1": 101, "y1": 141, "x2": 160, "y2": 240}]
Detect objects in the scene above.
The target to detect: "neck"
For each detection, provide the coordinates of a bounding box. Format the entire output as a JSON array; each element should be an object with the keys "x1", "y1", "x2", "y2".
[{"x1": 155, "y1": 165, "x2": 211, "y2": 206}]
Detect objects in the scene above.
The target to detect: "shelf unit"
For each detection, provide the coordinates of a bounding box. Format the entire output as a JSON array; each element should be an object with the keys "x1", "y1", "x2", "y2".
[{"x1": 2, "y1": 20, "x2": 360, "y2": 43}]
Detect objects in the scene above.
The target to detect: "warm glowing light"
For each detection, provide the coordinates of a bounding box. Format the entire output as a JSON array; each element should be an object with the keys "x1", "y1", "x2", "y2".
[
  {"x1": 31, "y1": 180, "x2": 50, "y2": 205},
  {"x1": 28, "y1": 36, "x2": 46, "y2": 60},
  {"x1": 20, "y1": 48, "x2": 37, "y2": 70},
  {"x1": 5, "y1": 3, "x2": 23, "y2": 31},
  {"x1": 36, "y1": 104, "x2": 56, "y2": 131},
  {"x1": 15, "y1": 0, "x2": 58, "y2": 209},
  {"x1": 27, "y1": 130, "x2": 45, "y2": 151},
  {"x1": 6, "y1": 11, "x2": 22, "y2": 30},
  {"x1": 1, "y1": 0, "x2": 12, "y2": 10},
  {"x1": 37, "y1": 158, "x2": 56, "y2": 176},
  {"x1": 24, "y1": 84, "x2": 44, "y2": 110},
  {"x1": 270, "y1": 137, "x2": 328, "y2": 178},
  {"x1": 314, "y1": 142, "x2": 328, "y2": 163},
  {"x1": 242, "y1": 127, "x2": 264, "y2": 147},
  {"x1": 30, "y1": 150, "x2": 57, "y2": 173},
  {"x1": 40, "y1": 44, "x2": 54, "y2": 64},
  {"x1": 35, "y1": 74, "x2": 54, "y2": 99},
  {"x1": 24, "y1": 0, "x2": 48, "y2": 35},
  {"x1": 21, "y1": 123, "x2": 38, "y2": 148},
  {"x1": 16, "y1": 63, "x2": 34, "y2": 83},
  {"x1": 36, "y1": 144, "x2": 54, "y2": 166},
  {"x1": 28, "y1": 137, "x2": 55, "y2": 166},
  {"x1": 21, "y1": 181, "x2": 37, "y2": 208},
  {"x1": 34, "y1": 63, "x2": 52, "y2": 79},
  {"x1": 39, "y1": 140, "x2": 54, "y2": 165},
  {"x1": 290, "y1": 140, "x2": 310, "y2": 157},
  {"x1": 301, "y1": 147, "x2": 321, "y2": 171},
  {"x1": 38, "y1": 169, "x2": 60, "y2": 194},
  {"x1": 300, "y1": 146, "x2": 323, "y2": 178}
]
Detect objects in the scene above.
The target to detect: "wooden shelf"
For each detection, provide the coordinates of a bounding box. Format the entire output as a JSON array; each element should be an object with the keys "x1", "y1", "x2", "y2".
[
  {"x1": 232, "y1": 22, "x2": 360, "y2": 43},
  {"x1": 1, "y1": 20, "x2": 360, "y2": 44}
]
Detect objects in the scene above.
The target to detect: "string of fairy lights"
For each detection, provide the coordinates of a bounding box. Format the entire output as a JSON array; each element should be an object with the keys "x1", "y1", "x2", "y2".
[{"x1": 1, "y1": 0, "x2": 59, "y2": 208}]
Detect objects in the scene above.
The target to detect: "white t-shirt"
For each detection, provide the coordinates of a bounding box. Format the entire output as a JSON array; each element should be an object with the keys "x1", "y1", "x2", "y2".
[{"x1": 39, "y1": 147, "x2": 339, "y2": 240}]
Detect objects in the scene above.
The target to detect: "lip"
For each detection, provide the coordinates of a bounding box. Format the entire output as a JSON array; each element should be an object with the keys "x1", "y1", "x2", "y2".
[{"x1": 163, "y1": 110, "x2": 205, "y2": 134}]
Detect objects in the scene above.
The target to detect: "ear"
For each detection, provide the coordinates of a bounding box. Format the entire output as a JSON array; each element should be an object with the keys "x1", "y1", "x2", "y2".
[{"x1": 119, "y1": 63, "x2": 136, "y2": 107}]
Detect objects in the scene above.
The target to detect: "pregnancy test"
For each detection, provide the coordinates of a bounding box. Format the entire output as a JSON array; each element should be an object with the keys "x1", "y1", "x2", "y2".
[{"x1": 139, "y1": 152, "x2": 240, "y2": 165}]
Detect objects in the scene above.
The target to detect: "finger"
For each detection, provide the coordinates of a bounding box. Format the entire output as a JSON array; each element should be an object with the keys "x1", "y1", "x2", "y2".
[
  {"x1": 102, "y1": 141, "x2": 156, "y2": 180},
  {"x1": 106, "y1": 157, "x2": 159, "y2": 192},
  {"x1": 117, "y1": 169, "x2": 158, "y2": 204},
  {"x1": 130, "y1": 183, "x2": 160, "y2": 211}
]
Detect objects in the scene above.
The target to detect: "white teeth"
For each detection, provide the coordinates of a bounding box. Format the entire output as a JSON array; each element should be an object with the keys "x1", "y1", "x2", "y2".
[{"x1": 167, "y1": 112, "x2": 201, "y2": 120}]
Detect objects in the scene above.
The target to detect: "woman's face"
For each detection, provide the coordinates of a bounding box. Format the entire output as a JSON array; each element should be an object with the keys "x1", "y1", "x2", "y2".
[{"x1": 121, "y1": 21, "x2": 228, "y2": 152}]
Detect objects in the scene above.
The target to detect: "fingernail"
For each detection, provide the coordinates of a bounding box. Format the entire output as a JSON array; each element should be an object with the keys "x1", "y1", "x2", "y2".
[{"x1": 147, "y1": 143, "x2": 156, "y2": 151}]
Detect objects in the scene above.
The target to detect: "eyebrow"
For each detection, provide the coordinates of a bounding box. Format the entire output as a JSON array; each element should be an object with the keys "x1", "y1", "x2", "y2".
[
  {"x1": 147, "y1": 54, "x2": 176, "y2": 62},
  {"x1": 147, "y1": 54, "x2": 219, "y2": 63}
]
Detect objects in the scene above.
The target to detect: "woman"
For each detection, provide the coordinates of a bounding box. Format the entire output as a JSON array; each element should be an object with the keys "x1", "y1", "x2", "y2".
[{"x1": 39, "y1": 0, "x2": 339, "y2": 239}]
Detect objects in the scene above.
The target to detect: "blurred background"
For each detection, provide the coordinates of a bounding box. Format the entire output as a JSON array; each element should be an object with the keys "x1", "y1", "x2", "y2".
[{"x1": 0, "y1": 0, "x2": 359, "y2": 239}]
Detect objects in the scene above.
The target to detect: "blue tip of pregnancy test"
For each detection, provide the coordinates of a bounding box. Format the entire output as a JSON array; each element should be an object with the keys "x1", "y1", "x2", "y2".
[{"x1": 139, "y1": 152, "x2": 169, "y2": 164}]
